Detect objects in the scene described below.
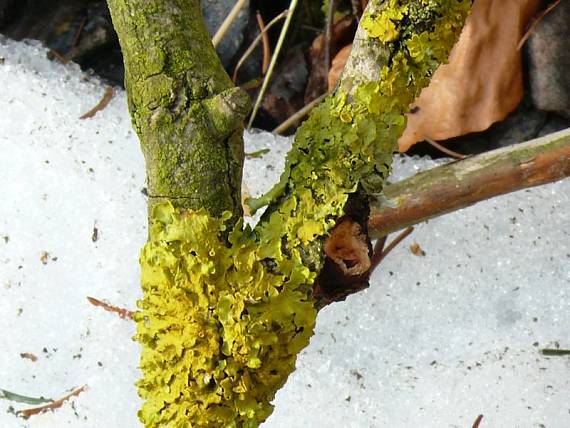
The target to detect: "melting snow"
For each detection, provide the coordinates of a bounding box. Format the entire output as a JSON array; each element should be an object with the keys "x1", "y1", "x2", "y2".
[{"x1": 0, "y1": 38, "x2": 568, "y2": 428}]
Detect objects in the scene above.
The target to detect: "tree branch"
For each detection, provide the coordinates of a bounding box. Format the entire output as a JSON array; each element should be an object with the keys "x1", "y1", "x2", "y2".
[
  {"x1": 110, "y1": 1, "x2": 472, "y2": 426},
  {"x1": 369, "y1": 128, "x2": 570, "y2": 237},
  {"x1": 107, "y1": 0, "x2": 250, "y2": 218}
]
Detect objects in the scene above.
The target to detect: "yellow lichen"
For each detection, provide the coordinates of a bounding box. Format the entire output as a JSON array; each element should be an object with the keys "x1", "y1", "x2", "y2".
[{"x1": 135, "y1": 1, "x2": 471, "y2": 426}]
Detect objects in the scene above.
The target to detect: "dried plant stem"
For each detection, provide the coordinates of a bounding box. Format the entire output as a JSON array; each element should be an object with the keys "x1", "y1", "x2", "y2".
[
  {"x1": 273, "y1": 92, "x2": 328, "y2": 134},
  {"x1": 517, "y1": 0, "x2": 561, "y2": 50},
  {"x1": 87, "y1": 296, "x2": 134, "y2": 320},
  {"x1": 16, "y1": 385, "x2": 87, "y2": 419},
  {"x1": 472, "y1": 414, "x2": 484, "y2": 428},
  {"x1": 324, "y1": 0, "x2": 336, "y2": 77},
  {"x1": 71, "y1": 17, "x2": 87, "y2": 48},
  {"x1": 233, "y1": 11, "x2": 288, "y2": 81},
  {"x1": 247, "y1": 0, "x2": 301, "y2": 128},
  {"x1": 424, "y1": 137, "x2": 467, "y2": 160},
  {"x1": 212, "y1": 0, "x2": 249, "y2": 48},
  {"x1": 369, "y1": 227, "x2": 414, "y2": 272},
  {"x1": 256, "y1": 12, "x2": 270, "y2": 74},
  {"x1": 80, "y1": 86, "x2": 114, "y2": 119}
]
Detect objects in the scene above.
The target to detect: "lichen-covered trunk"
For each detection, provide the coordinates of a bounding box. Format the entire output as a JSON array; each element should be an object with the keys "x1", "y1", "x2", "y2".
[{"x1": 107, "y1": 0, "x2": 471, "y2": 426}]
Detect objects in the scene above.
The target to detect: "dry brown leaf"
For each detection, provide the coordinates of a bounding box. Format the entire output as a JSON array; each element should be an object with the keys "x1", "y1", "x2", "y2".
[
  {"x1": 19, "y1": 353, "x2": 38, "y2": 362},
  {"x1": 398, "y1": 0, "x2": 542, "y2": 152},
  {"x1": 328, "y1": 44, "x2": 352, "y2": 92}
]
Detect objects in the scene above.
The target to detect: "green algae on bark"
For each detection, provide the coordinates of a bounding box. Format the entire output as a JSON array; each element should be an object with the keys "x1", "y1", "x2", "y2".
[
  {"x1": 107, "y1": 0, "x2": 250, "y2": 218},
  {"x1": 125, "y1": 0, "x2": 472, "y2": 426}
]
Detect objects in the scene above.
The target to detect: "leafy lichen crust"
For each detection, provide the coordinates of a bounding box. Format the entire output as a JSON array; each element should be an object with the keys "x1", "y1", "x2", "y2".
[
  {"x1": 138, "y1": 203, "x2": 317, "y2": 427},
  {"x1": 136, "y1": 1, "x2": 471, "y2": 426}
]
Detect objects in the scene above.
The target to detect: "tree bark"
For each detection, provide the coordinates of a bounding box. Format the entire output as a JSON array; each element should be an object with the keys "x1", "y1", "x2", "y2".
[{"x1": 368, "y1": 127, "x2": 570, "y2": 237}]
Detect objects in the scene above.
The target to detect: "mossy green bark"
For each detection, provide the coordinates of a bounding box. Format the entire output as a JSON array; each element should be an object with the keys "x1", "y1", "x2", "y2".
[
  {"x1": 108, "y1": 0, "x2": 471, "y2": 426},
  {"x1": 107, "y1": 0, "x2": 250, "y2": 218}
]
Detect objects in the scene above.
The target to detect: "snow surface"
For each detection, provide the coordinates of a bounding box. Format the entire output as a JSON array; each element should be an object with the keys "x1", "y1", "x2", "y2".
[{"x1": 0, "y1": 38, "x2": 569, "y2": 428}]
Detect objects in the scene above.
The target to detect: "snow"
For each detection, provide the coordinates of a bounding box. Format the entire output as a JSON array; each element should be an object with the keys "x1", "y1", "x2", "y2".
[{"x1": 0, "y1": 38, "x2": 569, "y2": 428}]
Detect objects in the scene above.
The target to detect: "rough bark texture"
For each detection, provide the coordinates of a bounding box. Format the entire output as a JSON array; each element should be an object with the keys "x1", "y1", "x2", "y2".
[
  {"x1": 369, "y1": 127, "x2": 570, "y2": 237},
  {"x1": 341, "y1": 0, "x2": 389, "y2": 89},
  {"x1": 107, "y1": 0, "x2": 250, "y2": 218}
]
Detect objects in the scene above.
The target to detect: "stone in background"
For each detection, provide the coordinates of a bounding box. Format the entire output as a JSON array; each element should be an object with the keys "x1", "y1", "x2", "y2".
[{"x1": 527, "y1": 0, "x2": 570, "y2": 120}]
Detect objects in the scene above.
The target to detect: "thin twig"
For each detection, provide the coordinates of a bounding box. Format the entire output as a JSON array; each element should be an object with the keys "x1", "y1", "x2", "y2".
[
  {"x1": 16, "y1": 385, "x2": 87, "y2": 419},
  {"x1": 71, "y1": 16, "x2": 87, "y2": 49},
  {"x1": 425, "y1": 137, "x2": 467, "y2": 160},
  {"x1": 256, "y1": 11, "x2": 270, "y2": 74},
  {"x1": 232, "y1": 11, "x2": 288, "y2": 82},
  {"x1": 87, "y1": 296, "x2": 134, "y2": 320},
  {"x1": 212, "y1": 0, "x2": 249, "y2": 48},
  {"x1": 324, "y1": 0, "x2": 336, "y2": 78},
  {"x1": 48, "y1": 49, "x2": 68, "y2": 64},
  {"x1": 517, "y1": 0, "x2": 561, "y2": 50},
  {"x1": 380, "y1": 227, "x2": 414, "y2": 261},
  {"x1": 369, "y1": 227, "x2": 414, "y2": 273},
  {"x1": 369, "y1": 128, "x2": 570, "y2": 238},
  {"x1": 369, "y1": 235, "x2": 387, "y2": 272},
  {"x1": 80, "y1": 86, "x2": 114, "y2": 119},
  {"x1": 472, "y1": 414, "x2": 484, "y2": 428},
  {"x1": 351, "y1": 0, "x2": 363, "y2": 20},
  {"x1": 273, "y1": 92, "x2": 328, "y2": 134},
  {"x1": 247, "y1": 0, "x2": 301, "y2": 128}
]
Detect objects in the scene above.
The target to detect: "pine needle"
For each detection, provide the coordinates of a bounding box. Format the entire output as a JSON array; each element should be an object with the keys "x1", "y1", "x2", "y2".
[{"x1": 0, "y1": 388, "x2": 52, "y2": 405}]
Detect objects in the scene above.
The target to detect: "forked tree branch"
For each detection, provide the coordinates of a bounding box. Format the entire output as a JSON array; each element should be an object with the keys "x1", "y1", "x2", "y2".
[{"x1": 368, "y1": 128, "x2": 570, "y2": 238}]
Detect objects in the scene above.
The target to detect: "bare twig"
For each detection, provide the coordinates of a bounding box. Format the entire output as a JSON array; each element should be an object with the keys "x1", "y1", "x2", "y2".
[
  {"x1": 48, "y1": 49, "x2": 68, "y2": 64},
  {"x1": 324, "y1": 0, "x2": 336, "y2": 78},
  {"x1": 517, "y1": 0, "x2": 562, "y2": 50},
  {"x1": 351, "y1": 0, "x2": 363, "y2": 20},
  {"x1": 369, "y1": 227, "x2": 414, "y2": 273},
  {"x1": 425, "y1": 137, "x2": 467, "y2": 160},
  {"x1": 80, "y1": 86, "x2": 114, "y2": 119},
  {"x1": 87, "y1": 296, "x2": 134, "y2": 320},
  {"x1": 369, "y1": 128, "x2": 570, "y2": 238},
  {"x1": 256, "y1": 12, "x2": 270, "y2": 74},
  {"x1": 380, "y1": 227, "x2": 413, "y2": 262},
  {"x1": 248, "y1": 0, "x2": 301, "y2": 128},
  {"x1": 273, "y1": 92, "x2": 328, "y2": 134},
  {"x1": 72, "y1": 17, "x2": 87, "y2": 49},
  {"x1": 16, "y1": 385, "x2": 87, "y2": 419},
  {"x1": 212, "y1": 0, "x2": 249, "y2": 48},
  {"x1": 369, "y1": 236, "x2": 387, "y2": 272},
  {"x1": 232, "y1": 11, "x2": 288, "y2": 82}
]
